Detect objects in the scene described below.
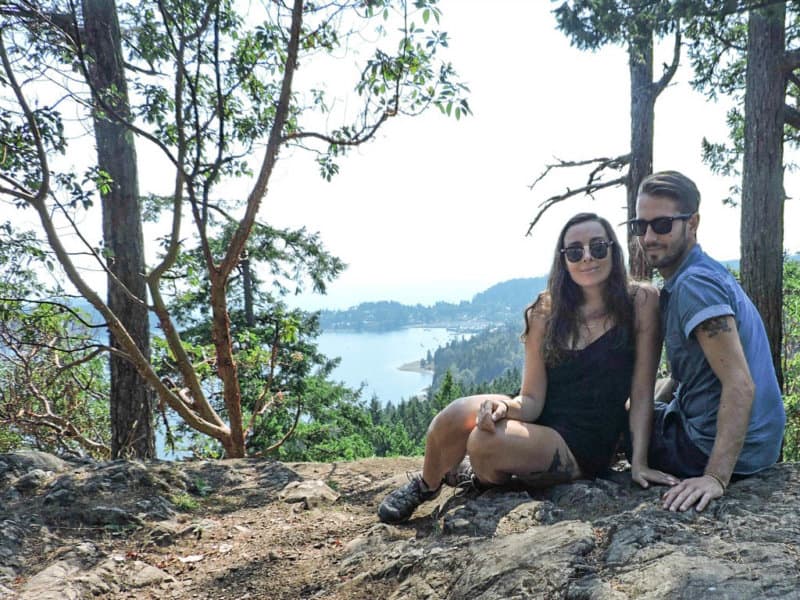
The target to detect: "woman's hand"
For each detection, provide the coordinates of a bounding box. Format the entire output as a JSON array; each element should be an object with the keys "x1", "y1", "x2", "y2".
[
  {"x1": 631, "y1": 463, "x2": 680, "y2": 489},
  {"x1": 475, "y1": 399, "x2": 508, "y2": 433}
]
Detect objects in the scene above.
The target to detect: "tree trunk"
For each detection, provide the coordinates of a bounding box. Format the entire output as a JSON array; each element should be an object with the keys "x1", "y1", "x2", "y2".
[
  {"x1": 82, "y1": 0, "x2": 155, "y2": 458},
  {"x1": 210, "y1": 277, "x2": 246, "y2": 457},
  {"x1": 241, "y1": 252, "x2": 255, "y2": 328},
  {"x1": 742, "y1": 4, "x2": 786, "y2": 389},
  {"x1": 627, "y1": 33, "x2": 655, "y2": 281}
]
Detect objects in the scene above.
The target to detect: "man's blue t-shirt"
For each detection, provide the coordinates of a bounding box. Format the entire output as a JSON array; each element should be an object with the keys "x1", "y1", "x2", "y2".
[{"x1": 661, "y1": 245, "x2": 785, "y2": 474}]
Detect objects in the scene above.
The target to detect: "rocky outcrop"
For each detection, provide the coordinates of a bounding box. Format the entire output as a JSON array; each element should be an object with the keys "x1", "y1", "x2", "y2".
[
  {"x1": 0, "y1": 450, "x2": 299, "y2": 598},
  {"x1": 2, "y1": 450, "x2": 800, "y2": 599},
  {"x1": 344, "y1": 466, "x2": 800, "y2": 599}
]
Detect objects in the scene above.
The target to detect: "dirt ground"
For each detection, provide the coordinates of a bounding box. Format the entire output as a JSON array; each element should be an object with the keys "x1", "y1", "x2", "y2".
[{"x1": 100, "y1": 456, "x2": 425, "y2": 600}]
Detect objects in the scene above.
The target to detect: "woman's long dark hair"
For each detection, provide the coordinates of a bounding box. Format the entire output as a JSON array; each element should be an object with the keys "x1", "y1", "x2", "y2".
[{"x1": 523, "y1": 212, "x2": 635, "y2": 366}]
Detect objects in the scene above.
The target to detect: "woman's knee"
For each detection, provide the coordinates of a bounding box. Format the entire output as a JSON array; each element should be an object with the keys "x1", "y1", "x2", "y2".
[
  {"x1": 427, "y1": 395, "x2": 481, "y2": 437},
  {"x1": 466, "y1": 425, "x2": 503, "y2": 465}
]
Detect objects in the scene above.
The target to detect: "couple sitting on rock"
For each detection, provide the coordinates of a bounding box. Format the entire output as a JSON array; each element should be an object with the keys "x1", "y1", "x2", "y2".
[{"x1": 378, "y1": 170, "x2": 785, "y2": 524}]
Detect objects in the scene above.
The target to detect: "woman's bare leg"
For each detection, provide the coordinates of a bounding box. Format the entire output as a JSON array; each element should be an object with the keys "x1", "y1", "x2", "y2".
[
  {"x1": 420, "y1": 394, "x2": 510, "y2": 489},
  {"x1": 467, "y1": 419, "x2": 582, "y2": 487}
]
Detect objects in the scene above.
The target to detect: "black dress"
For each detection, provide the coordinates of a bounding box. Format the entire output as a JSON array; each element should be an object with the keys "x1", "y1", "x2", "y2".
[{"x1": 536, "y1": 325, "x2": 635, "y2": 478}]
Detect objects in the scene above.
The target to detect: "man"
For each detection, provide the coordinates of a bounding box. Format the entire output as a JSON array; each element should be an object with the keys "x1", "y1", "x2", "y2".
[{"x1": 630, "y1": 170, "x2": 785, "y2": 512}]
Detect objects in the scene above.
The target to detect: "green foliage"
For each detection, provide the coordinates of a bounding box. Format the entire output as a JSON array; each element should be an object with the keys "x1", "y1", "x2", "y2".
[
  {"x1": 152, "y1": 218, "x2": 346, "y2": 458},
  {"x1": 1, "y1": 0, "x2": 471, "y2": 459},
  {"x1": 431, "y1": 324, "x2": 524, "y2": 390},
  {"x1": 366, "y1": 366, "x2": 522, "y2": 457},
  {"x1": 551, "y1": 1, "x2": 678, "y2": 50},
  {"x1": 685, "y1": 2, "x2": 800, "y2": 184},
  {"x1": 431, "y1": 370, "x2": 462, "y2": 414},
  {"x1": 0, "y1": 300, "x2": 111, "y2": 459},
  {"x1": 170, "y1": 492, "x2": 201, "y2": 511},
  {"x1": 0, "y1": 226, "x2": 110, "y2": 458},
  {"x1": 781, "y1": 259, "x2": 800, "y2": 461},
  {"x1": 265, "y1": 376, "x2": 376, "y2": 462}
]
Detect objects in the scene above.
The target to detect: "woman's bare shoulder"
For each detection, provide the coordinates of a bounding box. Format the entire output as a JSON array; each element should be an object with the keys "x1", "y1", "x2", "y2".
[
  {"x1": 528, "y1": 292, "x2": 551, "y2": 320},
  {"x1": 629, "y1": 281, "x2": 659, "y2": 308},
  {"x1": 523, "y1": 292, "x2": 550, "y2": 339}
]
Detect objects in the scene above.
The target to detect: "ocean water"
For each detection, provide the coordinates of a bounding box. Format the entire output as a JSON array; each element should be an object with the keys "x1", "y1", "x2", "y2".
[{"x1": 317, "y1": 327, "x2": 467, "y2": 405}]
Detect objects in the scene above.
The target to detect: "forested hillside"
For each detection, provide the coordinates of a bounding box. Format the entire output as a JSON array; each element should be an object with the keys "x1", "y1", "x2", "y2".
[
  {"x1": 319, "y1": 277, "x2": 547, "y2": 331},
  {"x1": 431, "y1": 323, "x2": 525, "y2": 390}
]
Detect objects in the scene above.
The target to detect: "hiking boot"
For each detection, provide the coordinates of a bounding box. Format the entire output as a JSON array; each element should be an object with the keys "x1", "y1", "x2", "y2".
[
  {"x1": 443, "y1": 456, "x2": 475, "y2": 488},
  {"x1": 377, "y1": 474, "x2": 441, "y2": 524}
]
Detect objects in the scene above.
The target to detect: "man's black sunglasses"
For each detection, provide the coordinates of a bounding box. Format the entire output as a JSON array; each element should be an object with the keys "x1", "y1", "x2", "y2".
[
  {"x1": 561, "y1": 240, "x2": 613, "y2": 263},
  {"x1": 625, "y1": 213, "x2": 694, "y2": 237}
]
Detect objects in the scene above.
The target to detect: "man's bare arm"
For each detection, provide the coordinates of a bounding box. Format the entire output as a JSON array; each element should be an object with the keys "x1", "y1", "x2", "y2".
[
  {"x1": 695, "y1": 315, "x2": 754, "y2": 481},
  {"x1": 661, "y1": 315, "x2": 754, "y2": 512}
]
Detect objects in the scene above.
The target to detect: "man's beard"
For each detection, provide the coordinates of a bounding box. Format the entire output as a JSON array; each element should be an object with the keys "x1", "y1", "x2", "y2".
[{"x1": 643, "y1": 231, "x2": 689, "y2": 270}]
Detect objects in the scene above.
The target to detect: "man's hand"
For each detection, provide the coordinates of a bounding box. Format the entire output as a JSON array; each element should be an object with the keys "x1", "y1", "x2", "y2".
[
  {"x1": 661, "y1": 475, "x2": 724, "y2": 512},
  {"x1": 476, "y1": 399, "x2": 508, "y2": 433},
  {"x1": 631, "y1": 464, "x2": 680, "y2": 489}
]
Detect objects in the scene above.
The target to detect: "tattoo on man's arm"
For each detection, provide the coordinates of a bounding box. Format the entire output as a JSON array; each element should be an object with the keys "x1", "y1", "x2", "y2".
[{"x1": 698, "y1": 316, "x2": 732, "y2": 338}]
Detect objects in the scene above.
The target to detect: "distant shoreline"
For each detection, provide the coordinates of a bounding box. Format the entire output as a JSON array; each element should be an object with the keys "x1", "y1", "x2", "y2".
[{"x1": 398, "y1": 360, "x2": 434, "y2": 374}]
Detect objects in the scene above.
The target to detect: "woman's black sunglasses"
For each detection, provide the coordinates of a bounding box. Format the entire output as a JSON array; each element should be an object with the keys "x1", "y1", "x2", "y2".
[
  {"x1": 561, "y1": 240, "x2": 613, "y2": 263},
  {"x1": 625, "y1": 213, "x2": 694, "y2": 237}
]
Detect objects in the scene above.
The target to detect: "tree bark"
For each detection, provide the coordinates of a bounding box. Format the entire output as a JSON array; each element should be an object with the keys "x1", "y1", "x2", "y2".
[
  {"x1": 211, "y1": 277, "x2": 246, "y2": 458},
  {"x1": 627, "y1": 32, "x2": 655, "y2": 281},
  {"x1": 241, "y1": 252, "x2": 255, "y2": 328},
  {"x1": 742, "y1": 4, "x2": 786, "y2": 388},
  {"x1": 82, "y1": 0, "x2": 155, "y2": 457}
]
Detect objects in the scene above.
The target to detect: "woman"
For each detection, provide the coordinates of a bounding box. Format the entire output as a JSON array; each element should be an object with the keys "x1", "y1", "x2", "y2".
[{"x1": 378, "y1": 212, "x2": 677, "y2": 524}]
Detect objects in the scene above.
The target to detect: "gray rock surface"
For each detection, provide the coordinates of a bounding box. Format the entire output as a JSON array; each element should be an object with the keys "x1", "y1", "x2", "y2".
[
  {"x1": 278, "y1": 479, "x2": 341, "y2": 508},
  {"x1": 2, "y1": 449, "x2": 800, "y2": 599},
  {"x1": 341, "y1": 465, "x2": 800, "y2": 599}
]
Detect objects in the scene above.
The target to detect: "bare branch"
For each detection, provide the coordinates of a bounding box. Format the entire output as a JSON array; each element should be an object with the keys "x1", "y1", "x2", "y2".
[
  {"x1": 654, "y1": 26, "x2": 681, "y2": 97},
  {"x1": 785, "y1": 104, "x2": 800, "y2": 130},
  {"x1": 527, "y1": 177, "x2": 627, "y2": 236},
  {"x1": 0, "y1": 297, "x2": 106, "y2": 328},
  {"x1": 784, "y1": 49, "x2": 800, "y2": 73},
  {"x1": 527, "y1": 153, "x2": 630, "y2": 236},
  {"x1": 259, "y1": 395, "x2": 303, "y2": 455},
  {"x1": 221, "y1": 0, "x2": 304, "y2": 278},
  {"x1": 284, "y1": 114, "x2": 391, "y2": 148}
]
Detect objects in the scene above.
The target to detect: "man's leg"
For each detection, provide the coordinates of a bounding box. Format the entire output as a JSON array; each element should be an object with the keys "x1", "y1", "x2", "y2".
[{"x1": 648, "y1": 404, "x2": 708, "y2": 479}]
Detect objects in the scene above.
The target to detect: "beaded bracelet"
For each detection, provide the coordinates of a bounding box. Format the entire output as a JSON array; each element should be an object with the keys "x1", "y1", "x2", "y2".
[{"x1": 704, "y1": 472, "x2": 727, "y2": 491}]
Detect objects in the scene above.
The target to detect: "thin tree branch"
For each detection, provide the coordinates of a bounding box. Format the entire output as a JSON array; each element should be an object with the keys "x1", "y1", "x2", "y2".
[
  {"x1": 784, "y1": 49, "x2": 800, "y2": 73},
  {"x1": 527, "y1": 154, "x2": 630, "y2": 236},
  {"x1": 785, "y1": 104, "x2": 800, "y2": 130},
  {"x1": 653, "y1": 26, "x2": 681, "y2": 97},
  {"x1": 0, "y1": 297, "x2": 107, "y2": 329},
  {"x1": 527, "y1": 177, "x2": 627, "y2": 236},
  {"x1": 220, "y1": 0, "x2": 304, "y2": 279},
  {"x1": 259, "y1": 395, "x2": 303, "y2": 455}
]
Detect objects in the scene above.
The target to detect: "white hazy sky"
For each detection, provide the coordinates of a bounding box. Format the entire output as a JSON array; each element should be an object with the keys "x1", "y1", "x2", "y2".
[
  {"x1": 252, "y1": 0, "x2": 799, "y2": 310},
  {"x1": 25, "y1": 0, "x2": 798, "y2": 310}
]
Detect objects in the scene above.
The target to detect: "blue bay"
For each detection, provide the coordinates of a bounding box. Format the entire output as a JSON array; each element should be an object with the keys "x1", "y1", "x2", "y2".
[{"x1": 317, "y1": 327, "x2": 464, "y2": 405}]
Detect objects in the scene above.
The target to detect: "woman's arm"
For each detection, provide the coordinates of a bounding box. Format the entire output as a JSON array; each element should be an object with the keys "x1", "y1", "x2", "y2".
[
  {"x1": 513, "y1": 304, "x2": 548, "y2": 423},
  {"x1": 628, "y1": 284, "x2": 679, "y2": 488},
  {"x1": 477, "y1": 307, "x2": 547, "y2": 433}
]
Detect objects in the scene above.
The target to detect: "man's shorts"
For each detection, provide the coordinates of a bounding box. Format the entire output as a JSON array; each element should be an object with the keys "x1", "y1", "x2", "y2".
[{"x1": 647, "y1": 402, "x2": 708, "y2": 479}]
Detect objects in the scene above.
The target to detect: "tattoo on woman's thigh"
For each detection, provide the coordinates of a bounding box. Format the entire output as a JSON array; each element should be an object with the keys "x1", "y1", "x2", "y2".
[{"x1": 517, "y1": 448, "x2": 575, "y2": 487}]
